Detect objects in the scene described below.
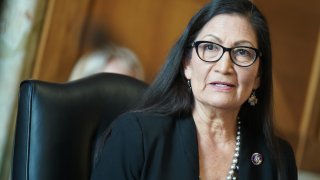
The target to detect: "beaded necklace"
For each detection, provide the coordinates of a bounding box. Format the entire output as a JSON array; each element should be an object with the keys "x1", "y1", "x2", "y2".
[{"x1": 226, "y1": 120, "x2": 241, "y2": 180}]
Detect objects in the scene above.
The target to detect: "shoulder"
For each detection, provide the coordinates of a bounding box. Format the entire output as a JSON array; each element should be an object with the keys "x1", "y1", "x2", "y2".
[
  {"x1": 114, "y1": 111, "x2": 174, "y2": 125},
  {"x1": 111, "y1": 111, "x2": 177, "y2": 135},
  {"x1": 276, "y1": 138, "x2": 295, "y2": 160},
  {"x1": 276, "y1": 137, "x2": 298, "y2": 179}
]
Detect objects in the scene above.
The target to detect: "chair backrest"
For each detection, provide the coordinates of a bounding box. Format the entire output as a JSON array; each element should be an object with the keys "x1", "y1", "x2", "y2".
[{"x1": 12, "y1": 73, "x2": 148, "y2": 180}]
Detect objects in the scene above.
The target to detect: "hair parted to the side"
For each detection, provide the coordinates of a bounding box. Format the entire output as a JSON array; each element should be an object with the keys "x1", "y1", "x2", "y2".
[{"x1": 135, "y1": 0, "x2": 285, "y2": 178}]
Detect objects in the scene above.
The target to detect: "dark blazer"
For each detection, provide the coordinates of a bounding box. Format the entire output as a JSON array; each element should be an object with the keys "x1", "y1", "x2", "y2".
[{"x1": 91, "y1": 112, "x2": 297, "y2": 180}]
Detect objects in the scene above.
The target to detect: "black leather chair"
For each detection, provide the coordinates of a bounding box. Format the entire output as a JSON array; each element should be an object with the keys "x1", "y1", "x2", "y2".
[{"x1": 12, "y1": 73, "x2": 148, "y2": 180}]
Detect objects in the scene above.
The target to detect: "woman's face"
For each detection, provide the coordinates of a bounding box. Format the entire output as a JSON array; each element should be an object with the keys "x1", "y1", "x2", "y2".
[{"x1": 184, "y1": 14, "x2": 260, "y2": 111}]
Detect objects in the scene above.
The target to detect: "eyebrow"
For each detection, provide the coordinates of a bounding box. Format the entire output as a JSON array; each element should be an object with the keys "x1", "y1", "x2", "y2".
[
  {"x1": 234, "y1": 41, "x2": 254, "y2": 47},
  {"x1": 202, "y1": 34, "x2": 255, "y2": 47},
  {"x1": 202, "y1": 34, "x2": 222, "y2": 43}
]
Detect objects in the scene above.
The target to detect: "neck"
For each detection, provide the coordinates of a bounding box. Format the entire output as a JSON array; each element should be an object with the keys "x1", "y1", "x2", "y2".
[
  {"x1": 192, "y1": 105, "x2": 239, "y2": 144},
  {"x1": 195, "y1": 106, "x2": 242, "y2": 180}
]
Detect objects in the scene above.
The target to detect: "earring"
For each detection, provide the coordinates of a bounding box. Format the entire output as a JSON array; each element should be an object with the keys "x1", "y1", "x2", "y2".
[
  {"x1": 187, "y1": 79, "x2": 191, "y2": 89},
  {"x1": 248, "y1": 90, "x2": 258, "y2": 106}
]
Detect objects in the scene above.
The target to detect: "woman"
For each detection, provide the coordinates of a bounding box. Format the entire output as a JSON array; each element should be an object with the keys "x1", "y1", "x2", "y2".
[{"x1": 91, "y1": 0, "x2": 297, "y2": 179}]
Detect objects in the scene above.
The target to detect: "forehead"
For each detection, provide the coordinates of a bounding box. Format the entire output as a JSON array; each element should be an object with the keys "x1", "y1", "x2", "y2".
[{"x1": 197, "y1": 14, "x2": 257, "y2": 47}]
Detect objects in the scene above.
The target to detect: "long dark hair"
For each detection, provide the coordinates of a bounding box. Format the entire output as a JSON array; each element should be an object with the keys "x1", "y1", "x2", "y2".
[{"x1": 136, "y1": 0, "x2": 284, "y2": 178}]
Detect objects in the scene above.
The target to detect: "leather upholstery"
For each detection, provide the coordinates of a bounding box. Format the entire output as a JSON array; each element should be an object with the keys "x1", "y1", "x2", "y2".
[{"x1": 12, "y1": 73, "x2": 148, "y2": 180}]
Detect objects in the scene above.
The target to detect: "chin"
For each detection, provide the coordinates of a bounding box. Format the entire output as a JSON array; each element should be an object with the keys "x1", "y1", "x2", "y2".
[{"x1": 207, "y1": 98, "x2": 244, "y2": 109}]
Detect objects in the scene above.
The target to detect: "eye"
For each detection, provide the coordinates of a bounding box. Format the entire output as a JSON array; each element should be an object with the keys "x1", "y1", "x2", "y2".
[
  {"x1": 234, "y1": 48, "x2": 252, "y2": 57},
  {"x1": 202, "y1": 43, "x2": 220, "y2": 52}
]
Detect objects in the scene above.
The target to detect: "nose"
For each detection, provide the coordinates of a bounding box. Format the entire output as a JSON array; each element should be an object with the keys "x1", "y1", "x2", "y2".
[{"x1": 213, "y1": 51, "x2": 234, "y2": 74}]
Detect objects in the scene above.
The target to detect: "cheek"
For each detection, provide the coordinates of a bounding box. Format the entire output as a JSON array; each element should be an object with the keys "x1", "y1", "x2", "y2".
[
  {"x1": 190, "y1": 65, "x2": 215, "y2": 96},
  {"x1": 189, "y1": 58, "x2": 210, "y2": 82},
  {"x1": 237, "y1": 68, "x2": 259, "y2": 89}
]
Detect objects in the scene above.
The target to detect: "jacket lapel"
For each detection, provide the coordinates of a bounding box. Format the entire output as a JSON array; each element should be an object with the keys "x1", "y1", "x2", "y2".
[
  {"x1": 239, "y1": 129, "x2": 277, "y2": 179},
  {"x1": 177, "y1": 116, "x2": 199, "y2": 180}
]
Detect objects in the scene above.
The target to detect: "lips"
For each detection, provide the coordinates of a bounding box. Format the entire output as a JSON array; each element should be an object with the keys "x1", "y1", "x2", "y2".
[
  {"x1": 210, "y1": 81, "x2": 236, "y2": 87},
  {"x1": 209, "y1": 81, "x2": 236, "y2": 91}
]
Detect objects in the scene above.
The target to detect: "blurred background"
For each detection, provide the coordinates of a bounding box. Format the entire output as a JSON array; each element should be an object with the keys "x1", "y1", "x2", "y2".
[{"x1": 0, "y1": 0, "x2": 319, "y2": 179}]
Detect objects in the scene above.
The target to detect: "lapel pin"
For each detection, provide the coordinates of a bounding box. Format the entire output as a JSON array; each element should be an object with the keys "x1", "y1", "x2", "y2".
[{"x1": 251, "y1": 152, "x2": 263, "y2": 165}]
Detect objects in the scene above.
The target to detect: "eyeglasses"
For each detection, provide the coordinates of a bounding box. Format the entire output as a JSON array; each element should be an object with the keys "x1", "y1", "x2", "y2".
[{"x1": 192, "y1": 41, "x2": 262, "y2": 67}]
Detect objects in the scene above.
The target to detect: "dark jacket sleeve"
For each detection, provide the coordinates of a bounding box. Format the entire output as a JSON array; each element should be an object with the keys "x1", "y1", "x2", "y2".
[{"x1": 91, "y1": 113, "x2": 144, "y2": 180}]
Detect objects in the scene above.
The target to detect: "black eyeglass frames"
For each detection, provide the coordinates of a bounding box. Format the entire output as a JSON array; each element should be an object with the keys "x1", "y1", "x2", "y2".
[{"x1": 192, "y1": 41, "x2": 262, "y2": 67}]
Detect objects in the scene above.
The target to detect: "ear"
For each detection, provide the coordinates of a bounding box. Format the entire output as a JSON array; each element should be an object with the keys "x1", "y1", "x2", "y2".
[
  {"x1": 253, "y1": 75, "x2": 260, "y2": 89},
  {"x1": 183, "y1": 59, "x2": 192, "y2": 79}
]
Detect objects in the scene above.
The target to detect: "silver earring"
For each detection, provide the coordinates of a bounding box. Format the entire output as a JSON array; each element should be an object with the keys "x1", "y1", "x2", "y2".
[
  {"x1": 248, "y1": 91, "x2": 258, "y2": 106},
  {"x1": 187, "y1": 79, "x2": 191, "y2": 89}
]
